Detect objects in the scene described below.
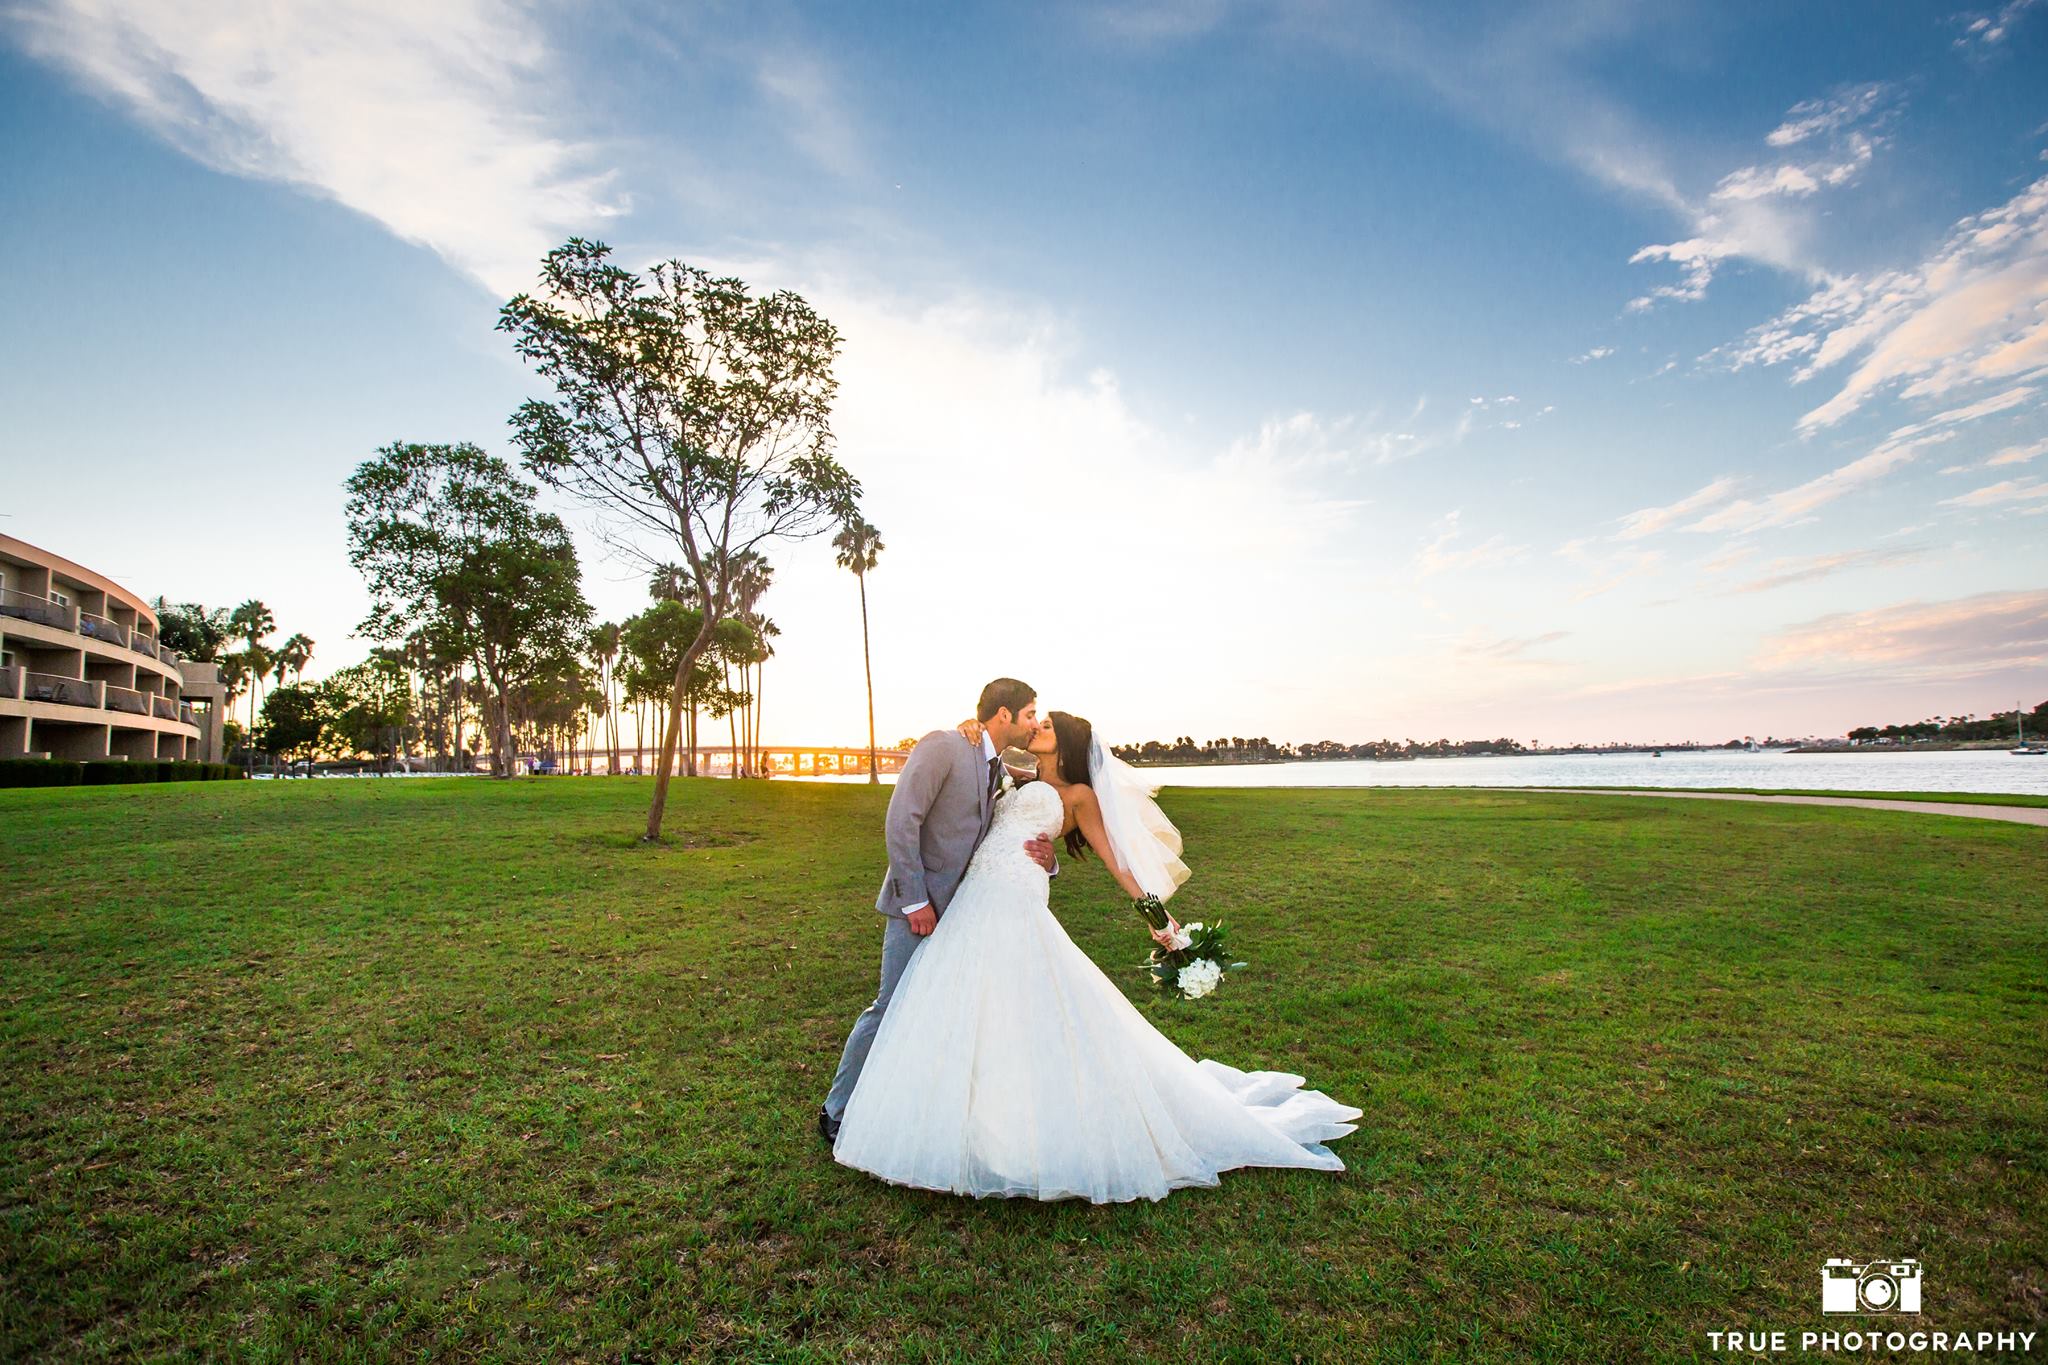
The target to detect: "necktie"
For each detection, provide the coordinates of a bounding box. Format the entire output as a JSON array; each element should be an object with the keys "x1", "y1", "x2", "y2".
[{"x1": 987, "y1": 754, "x2": 1002, "y2": 802}]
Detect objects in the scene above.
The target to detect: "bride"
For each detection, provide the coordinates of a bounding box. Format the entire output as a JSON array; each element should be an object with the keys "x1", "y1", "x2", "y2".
[{"x1": 831, "y1": 709, "x2": 1362, "y2": 1203}]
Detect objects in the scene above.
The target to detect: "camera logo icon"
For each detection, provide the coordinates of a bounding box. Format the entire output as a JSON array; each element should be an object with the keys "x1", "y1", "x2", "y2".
[{"x1": 1822, "y1": 1258, "x2": 1922, "y2": 1314}]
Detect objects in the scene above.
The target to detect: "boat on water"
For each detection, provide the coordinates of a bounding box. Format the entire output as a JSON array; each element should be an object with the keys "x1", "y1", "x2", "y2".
[{"x1": 2010, "y1": 703, "x2": 2045, "y2": 755}]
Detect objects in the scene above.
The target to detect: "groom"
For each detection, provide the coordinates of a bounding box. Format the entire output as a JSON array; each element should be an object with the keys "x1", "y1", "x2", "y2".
[{"x1": 818, "y1": 677, "x2": 1058, "y2": 1142}]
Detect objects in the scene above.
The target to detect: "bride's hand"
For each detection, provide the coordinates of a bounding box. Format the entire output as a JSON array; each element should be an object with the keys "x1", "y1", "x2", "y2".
[{"x1": 957, "y1": 718, "x2": 985, "y2": 745}]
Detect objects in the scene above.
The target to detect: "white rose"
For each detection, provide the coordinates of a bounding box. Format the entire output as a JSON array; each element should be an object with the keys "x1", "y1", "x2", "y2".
[
  {"x1": 1168, "y1": 926, "x2": 1192, "y2": 952},
  {"x1": 1184, "y1": 922, "x2": 1204, "y2": 935},
  {"x1": 1177, "y1": 958, "x2": 1223, "y2": 999}
]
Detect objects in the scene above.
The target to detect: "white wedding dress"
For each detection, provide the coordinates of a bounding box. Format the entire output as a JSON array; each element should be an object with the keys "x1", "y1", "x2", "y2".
[{"x1": 833, "y1": 780, "x2": 1362, "y2": 1203}]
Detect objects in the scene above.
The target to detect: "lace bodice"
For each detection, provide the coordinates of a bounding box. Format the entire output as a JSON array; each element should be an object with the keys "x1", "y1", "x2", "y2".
[
  {"x1": 995, "y1": 779, "x2": 1066, "y2": 839},
  {"x1": 958, "y1": 781, "x2": 1064, "y2": 902}
]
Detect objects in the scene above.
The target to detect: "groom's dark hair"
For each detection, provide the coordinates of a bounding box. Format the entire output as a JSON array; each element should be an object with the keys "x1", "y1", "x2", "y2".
[{"x1": 976, "y1": 677, "x2": 1035, "y2": 723}]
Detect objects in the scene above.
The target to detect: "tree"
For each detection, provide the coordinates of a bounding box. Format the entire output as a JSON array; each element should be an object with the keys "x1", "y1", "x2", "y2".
[
  {"x1": 273, "y1": 633, "x2": 315, "y2": 685},
  {"x1": 344, "y1": 440, "x2": 593, "y2": 777},
  {"x1": 620, "y1": 601, "x2": 747, "y2": 774},
  {"x1": 229, "y1": 600, "x2": 276, "y2": 741},
  {"x1": 152, "y1": 599, "x2": 231, "y2": 661},
  {"x1": 325, "y1": 657, "x2": 414, "y2": 770},
  {"x1": 588, "y1": 621, "x2": 623, "y2": 775},
  {"x1": 217, "y1": 651, "x2": 251, "y2": 747},
  {"x1": 833, "y1": 519, "x2": 884, "y2": 783},
  {"x1": 500, "y1": 238, "x2": 861, "y2": 838},
  {"x1": 255, "y1": 683, "x2": 325, "y2": 774}
]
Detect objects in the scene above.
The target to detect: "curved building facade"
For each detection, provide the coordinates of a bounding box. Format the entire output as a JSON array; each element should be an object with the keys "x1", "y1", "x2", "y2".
[{"x1": 0, "y1": 534, "x2": 223, "y2": 763}]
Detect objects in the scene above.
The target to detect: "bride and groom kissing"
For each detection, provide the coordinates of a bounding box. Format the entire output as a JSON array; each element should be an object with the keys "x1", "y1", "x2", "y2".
[{"x1": 819, "y1": 677, "x2": 1361, "y2": 1204}]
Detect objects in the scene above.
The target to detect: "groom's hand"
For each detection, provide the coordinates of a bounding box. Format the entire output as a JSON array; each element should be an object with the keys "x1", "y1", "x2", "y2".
[
  {"x1": 1023, "y1": 835, "x2": 1057, "y2": 872},
  {"x1": 904, "y1": 905, "x2": 938, "y2": 937}
]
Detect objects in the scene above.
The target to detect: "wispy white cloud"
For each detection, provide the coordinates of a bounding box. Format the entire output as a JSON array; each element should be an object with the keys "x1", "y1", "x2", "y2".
[
  {"x1": 1709, "y1": 135, "x2": 1875, "y2": 202},
  {"x1": 1682, "y1": 433, "x2": 1950, "y2": 535},
  {"x1": 1553, "y1": 536, "x2": 1663, "y2": 601},
  {"x1": 1726, "y1": 544, "x2": 1927, "y2": 594},
  {"x1": 1986, "y1": 437, "x2": 2048, "y2": 467},
  {"x1": 1613, "y1": 475, "x2": 1741, "y2": 540},
  {"x1": 1764, "y1": 83, "x2": 1890, "y2": 146},
  {"x1": 755, "y1": 50, "x2": 865, "y2": 180},
  {"x1": 1453, "y1": 629, "x2": 1570, "y2": 660},
  {"x1": 1090, "y1": 0, "x2": 1232, "y2": 42},
  {"x1": 1628, "y1": 84, "x2": 1894, "y2": 311},
  {"x1": 1571, "y1": 345, "x2": 1615, "y2": 364},
  {"x1": 1939, "y1": 476, "x2": 2048, "y2": 508},
  {"x1": 1415, "y1": 511, "x2": 1527, "y2": 578},
  {"x1": 1218, "y1": 398, "x2": 1455, "y2": 474},
  {"x1": 1434, "y1": 627, "x2": 1572, "y2": 673},
  {"x1": 1723, "y1": 176, "x2": 2048, "y2": 430},
  {"x1": 8, "y1": 0, "x2": 628, "y2": 296},
  {"x1": 1701, "y1": 543, "x2": 1755, "y2": 574},
  {"x1": 1752, "y1": 588, "x2": 2048, "y2": 680},
  {"x1": 1953, "y1": 0, "x2": 2042, "y2": 48}
]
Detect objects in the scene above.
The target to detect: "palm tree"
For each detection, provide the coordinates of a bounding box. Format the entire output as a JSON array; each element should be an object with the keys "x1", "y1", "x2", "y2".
[
  {"x1": 228, "y1": 600, "x2": 276, "y2": 738},
  {"x1": 274, "y1": 633, "x2": 314, "y2": 685},
  {"x1": 218, "y1": 651, "x2": 251, "y2": 755},
  {"x1": 749, "y1": 616, "x2": 779, "y2": 777},
  {"x1": 589, "y1": 621, "x2": 622, "y2": 775},
  {"x1": 728, "y1": 552, "x2": 773, "y2": 777},
  {"x1": 833, "y1": 519, "x2": 884, "y2": 783},
  {"x1": 648, "y1": 563, "x2": 693, "y2": 604}
]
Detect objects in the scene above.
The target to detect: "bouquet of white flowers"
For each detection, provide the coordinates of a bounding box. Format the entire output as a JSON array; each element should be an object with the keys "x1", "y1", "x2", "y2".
[{"x1": 1133, "y1": 895, "x2": 1246, "y2": 999}]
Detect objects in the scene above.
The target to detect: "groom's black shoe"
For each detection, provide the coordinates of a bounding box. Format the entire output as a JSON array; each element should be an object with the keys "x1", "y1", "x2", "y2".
[{"x1": 817, "y1": 1107, "x2": 841, "y2": 1144}]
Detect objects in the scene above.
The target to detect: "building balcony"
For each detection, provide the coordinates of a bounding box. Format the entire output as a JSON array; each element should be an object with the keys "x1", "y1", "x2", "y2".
[
  {"x1": 0, "y1": 664, "x2": 19, "y2": 700},
  {"x1": 157, "y1": 643, "x2": 180, "y2": 665},
  {"x1": 151, "y1": 695, "x2": 179, "y2": 722},
  {"x1": 179, "y1": 702, "x2": 195, "y2": 726},
  {"x1": 0, "y1": 587, "x2": 78, "y2": 632},
  {"x1": 129, "y1": 628, "x2": 159, "y2": 658},
  {"x1": 77, "y1": 612, "x2": 129, "y2": 649},
  {"x1": 106, "y1": 684, "x2": 151, "y2": 716},
  {"x1": 24, "y1": 672, "x2": 103, "y2": 708}
]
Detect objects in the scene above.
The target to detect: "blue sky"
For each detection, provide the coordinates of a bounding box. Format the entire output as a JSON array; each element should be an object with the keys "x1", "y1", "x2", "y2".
[{"x1": 2, "y1": 0, "x2": 2044, "y2": 747}]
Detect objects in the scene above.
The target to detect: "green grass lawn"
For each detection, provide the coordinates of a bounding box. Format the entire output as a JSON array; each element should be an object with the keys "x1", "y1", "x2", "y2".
[
  {"x1": 1506, "y1": 786, "x2": 2048, "y2": 810},
  {"x1": 3, "y1": 778, "x2": 2043, "y2": 1362}
]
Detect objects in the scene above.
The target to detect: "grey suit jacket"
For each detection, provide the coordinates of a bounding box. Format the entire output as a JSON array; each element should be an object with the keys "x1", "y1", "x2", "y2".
[{"x1": 874, "y1": 728, "x2": 997, "y2": 919}]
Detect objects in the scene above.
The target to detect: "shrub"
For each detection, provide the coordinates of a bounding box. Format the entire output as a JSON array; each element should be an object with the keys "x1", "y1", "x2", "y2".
[
  {"x1": 0, "y1": 757, "x2": 244, "y2": 786},
  {"x1": 81, "y1": 760, "x2": 154, "y2": 785},
  {"x1": 0, "y1": 758, "x2": 84, "y2": 787}
]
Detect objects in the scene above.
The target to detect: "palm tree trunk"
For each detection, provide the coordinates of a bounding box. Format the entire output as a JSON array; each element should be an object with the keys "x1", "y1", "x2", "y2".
[
  {"x1": 858, "y1": 571, "x2": 878, "y2": 783},
  {"x1": 727, "y1": 684, "x2": 740, "y2": 780}
]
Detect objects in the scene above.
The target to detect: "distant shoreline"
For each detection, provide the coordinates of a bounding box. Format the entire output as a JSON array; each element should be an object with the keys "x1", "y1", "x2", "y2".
[{"x1": 1120, "y1": 741, "x2": 2027, "y2": 768}]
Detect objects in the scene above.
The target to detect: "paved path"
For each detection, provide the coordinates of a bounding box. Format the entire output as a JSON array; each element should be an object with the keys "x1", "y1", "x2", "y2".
[{"x1": 1481, "y1": 787, "x2": 2048, "y2": 828}]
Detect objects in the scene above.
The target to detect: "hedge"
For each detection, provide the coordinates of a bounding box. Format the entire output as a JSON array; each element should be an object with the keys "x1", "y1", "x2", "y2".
[
  {"x1": 0, "y1": 759, "x2": 246, "y2": 788},
  {"x1": 0, "y1": 758, "x2": 83, "y2": 787}
]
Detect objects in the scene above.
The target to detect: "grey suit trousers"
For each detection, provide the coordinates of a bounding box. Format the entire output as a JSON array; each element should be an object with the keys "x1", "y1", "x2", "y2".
[{"x1": 823, "y1": 914, "x2": 920, "y2": 1120}]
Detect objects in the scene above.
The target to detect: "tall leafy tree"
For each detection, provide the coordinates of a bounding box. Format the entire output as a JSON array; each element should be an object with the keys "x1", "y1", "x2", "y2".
[
  {"x1": 500, "y1": 238, "x2": 861, "y2": 839},
  {"x1": 587, "y1": 621, "x2": 623, "y2": 775},
  {"x1": 229, "y1": 600, "x2": 276, "y2": 739},
  {"x1": 833, "y1": 519, "x2": 884, "y2": 783},
  {"x1": 344, "y1": 441, "x2": 593, "y2": 777},
  {"x1": 255, "y1": 683, "x2": 325, "y2": 774},
  {"x1": 325, "y1": 657, "x2": 414, "y2": 770},
  {"x1": 151, "y1": 599, "x2": 231, "y2": 660},
  {"x1": 273, "y1": 633, "x2": 315, "y2": 685}
]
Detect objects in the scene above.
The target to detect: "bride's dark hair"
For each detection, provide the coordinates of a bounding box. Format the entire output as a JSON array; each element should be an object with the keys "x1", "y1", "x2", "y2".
[{"x1": 1049, "y1": 711, "x2": 1094, "y2": 858}]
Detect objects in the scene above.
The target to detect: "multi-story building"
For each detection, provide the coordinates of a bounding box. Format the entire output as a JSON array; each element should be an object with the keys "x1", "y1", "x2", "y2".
[{"x1": 0, "y1": 534, "x2": 226, "y2": 763}]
